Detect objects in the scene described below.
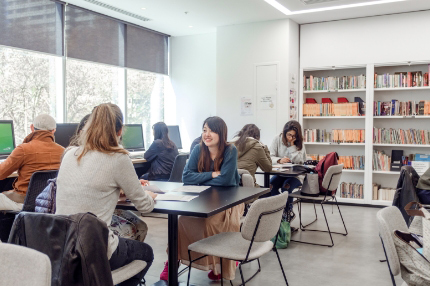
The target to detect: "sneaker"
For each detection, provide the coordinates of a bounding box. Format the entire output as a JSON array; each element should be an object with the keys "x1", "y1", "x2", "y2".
[
  {"x1": 160, "y1": 261, "x2": 169, "y2": 281},
  {"x1": 208, "y1": 270, "x2": 221, "y2": 281}
]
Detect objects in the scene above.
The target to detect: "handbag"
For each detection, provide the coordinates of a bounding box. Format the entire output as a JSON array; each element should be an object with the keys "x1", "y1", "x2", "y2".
[
  {"x1": 300, "y1": 173, "x2": 320, "y2": 197},
  {"x1": 271, "y1": 219, "x2": 291, "y2": 249}
]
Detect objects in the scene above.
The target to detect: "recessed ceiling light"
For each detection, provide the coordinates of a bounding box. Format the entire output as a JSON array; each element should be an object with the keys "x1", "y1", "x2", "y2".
[
  {"x1": 189, "y1": 25, "x2": 193, "y2": 28},
  {"x1": 265, "y1": 0, "x2": 407, "y2": 15},
  {"x1": 141, "y1": 7, "x2": 146, "y2": 10}
]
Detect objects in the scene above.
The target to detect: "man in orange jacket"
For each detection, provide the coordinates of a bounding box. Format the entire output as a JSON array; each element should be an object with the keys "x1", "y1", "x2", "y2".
[{"x1": 0, "y1": 114, "x2": 64, "y2": 211}]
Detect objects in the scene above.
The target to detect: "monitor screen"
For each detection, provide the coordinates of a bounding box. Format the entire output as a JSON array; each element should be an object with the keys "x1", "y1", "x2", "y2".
[
  {"x1": 122, "y1": 124, "x2": 145, "y2": 150},
  {"x1": 0, "y1": 120, "x2": 16, "y2": 155},
  {"x1": 55, "y1": 123, "x2": 79, "y2": 148},
  {"x1": 167, "y1": 125, "x2": 182, "y2": 149}
]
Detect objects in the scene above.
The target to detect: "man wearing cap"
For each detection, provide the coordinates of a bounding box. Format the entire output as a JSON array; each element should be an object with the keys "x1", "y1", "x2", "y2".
[{"x1": 0, "y1": 114, "x2": 64, "y2": 211}]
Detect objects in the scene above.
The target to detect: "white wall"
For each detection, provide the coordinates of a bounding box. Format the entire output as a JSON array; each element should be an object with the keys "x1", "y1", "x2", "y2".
[
  {"x1": 216, "y1": 19, "x2": 300, "y2": 145},
  {"x1": 300, "y1": 10, "x2": 430, "y2": 68},
  {"x1": 170, "y1": 33, "x2": 217, "y2": 150}
]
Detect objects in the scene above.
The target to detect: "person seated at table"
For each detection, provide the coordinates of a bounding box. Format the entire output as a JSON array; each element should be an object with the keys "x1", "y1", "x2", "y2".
[
  {"x1": 269, "y1": 120, "x2": 307, "y2": 222},
  {"x1": 142, "y1": 122, "x2": 179, "y2": 181},
  {"x1": 0, "y1": 114, "x2": 64, "y2": 211},
  {"x1": 55, "y1": 103, "x2": 157, "y2": 286},
  {"x1": 231, "y1": 123, "x2": 272, "y2": 186},
  {"x1": 159, "y1": 116, "x2": 243, "y2": 282}
]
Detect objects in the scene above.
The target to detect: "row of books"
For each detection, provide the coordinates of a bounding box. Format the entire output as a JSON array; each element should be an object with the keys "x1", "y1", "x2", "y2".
[
  {"x1": 308, "y1": 154, "x2": 325, "y2": 161},
  {"x1": 374, "y1": 100, "x2": 430, "y2": 116},
  {"x1": 338, "y1": 156, "x2": 365, "y2": 170},
  {"x1": 372, "y1": 184, "x2": 396, "y2": 201},
  {"x1": 303, "y1": 102, "x2": 361, "y2": 117},
  {"x1": 304, "y1": 75, "x2": 366, "y2": 91},
  {"x1": 373, "y1": 150, "x2": 391, "y2": 172},
  {"x1": 373, "y1": 128, "x2": 430, "y2": 145},
  {"x1": 374, "y1": 69, "x2": 430, "y2": 88},
  {"x1": 340, "y1": 182, "x2": 364, "y2": 199},
  {"x1": 304, "y1": 129, "x2": 365, "y2": 143}
]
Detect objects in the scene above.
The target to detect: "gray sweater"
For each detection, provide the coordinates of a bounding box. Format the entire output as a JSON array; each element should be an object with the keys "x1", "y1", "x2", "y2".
[
  {"x1": 56, "y1": 147, "x2": 155, "y2": 258},
  {"x1": 269, "y1": 134, "x2": 307, "y2": 164}
]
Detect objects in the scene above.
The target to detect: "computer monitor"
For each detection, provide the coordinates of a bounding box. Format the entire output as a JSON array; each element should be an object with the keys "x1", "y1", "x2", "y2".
[
  {"x1": 167, "y1": 125, "x2": 182, "y2": 149},
  {"x1": 55, "y1": 123, "x2": 79, "y2": 148},
  {"x1": 122, "y1": 124, "x2": 145, "y2": 151},
  {"x1": 0, "y1": 120, "x2": 16, "y2": 156}
]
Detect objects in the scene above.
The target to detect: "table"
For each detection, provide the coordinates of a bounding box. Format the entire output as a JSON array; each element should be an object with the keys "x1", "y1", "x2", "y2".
[
  {"x1": 256, "y1": 168, "x2": 307, "y2": 188},
  {"x1": 117, "y1": 181, "x2": 270, "y2": 286}
]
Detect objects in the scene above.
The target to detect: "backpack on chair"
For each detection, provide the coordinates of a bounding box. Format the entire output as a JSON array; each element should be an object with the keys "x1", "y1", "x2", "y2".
[{"x1": 314, "y1": 152, "x2": 339, "y2": 195}]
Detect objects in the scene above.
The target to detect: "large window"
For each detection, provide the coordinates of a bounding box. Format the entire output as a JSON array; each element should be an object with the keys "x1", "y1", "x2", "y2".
[
  {"x1": 0, "y1": 46, "x2": 58, "y2": 143},
  {"x1": 127, "y1": 69, "x2": 164, "y2": 148}
]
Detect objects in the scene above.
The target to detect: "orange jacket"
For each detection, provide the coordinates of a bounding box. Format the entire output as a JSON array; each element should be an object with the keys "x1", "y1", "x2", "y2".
[{"x1": 0, "y1": 130, "x2": 64, "y2": 195}]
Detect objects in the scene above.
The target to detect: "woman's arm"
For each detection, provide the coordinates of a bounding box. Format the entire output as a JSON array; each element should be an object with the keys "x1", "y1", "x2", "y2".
[
  {"x1": 257, "y1": 144, "x2": 273, "y2": 172},
  {"x1": 288, "y1": 145, "x2": 307, "y2": 164},
  {"x1": 269, "y1": 135, "x2": 281, "y2": 164},
  {"x1": 143, "y1": 140, "x2": 160, "y2": 162},
  {"x1": 204, "y1": 146, "x2": 239, "y2": 186},
  {"x1": 182, "y1": 145, "x2": 213, "y2": 185}
]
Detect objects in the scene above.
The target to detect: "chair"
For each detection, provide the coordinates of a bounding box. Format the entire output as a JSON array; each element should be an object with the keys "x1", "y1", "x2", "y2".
[
  {"x1": 289, "y1": 164, "x2": 347, "y2": 247},
  {"x1": 238, "y1": 169, "x2": 254, "y2": 188},
  {"x1": 168, "y1": 154, "x2": 189, "y2": 183},
  {"x1": 23, "y1": 170, "x2": 59, "y2": 212},
  {"x1": 377, "y1": 207, "x2": 409, "y2": 286},
  {"x1": 0, "y1": 240, "x2": 52, "y2": 286},
  {"x1": 186, "y1": 192, "x2": 290, "y2": 286}
]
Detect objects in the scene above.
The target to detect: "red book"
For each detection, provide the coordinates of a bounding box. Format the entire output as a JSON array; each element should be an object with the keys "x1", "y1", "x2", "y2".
[
  {"x1": 337, "y1": 97, "x2": 349, "y2": 103},
  {"x1": 322, "y1": 98, "x2": 333, "y2": 103},
  {"x1": 306, "y1": 98, "x2": 317, "y2": 104},
  {"x1": 407, "y1": 72, "x2": 412, "y2": 87}
]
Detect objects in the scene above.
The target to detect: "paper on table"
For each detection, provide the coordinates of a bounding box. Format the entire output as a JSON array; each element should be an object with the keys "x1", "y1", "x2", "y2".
[
  {"x1": 155, "y1": 194, "x2": 197, "y2": 202},
  {"x1": 272, "y1": 163, "x2": 295, "y2": 168},
  {"x1": 142, "y1": 185, "x2": 167, "y2": 194},
  {"x1": 170, "y1": 185, "x2": 210, "y2": 193}
]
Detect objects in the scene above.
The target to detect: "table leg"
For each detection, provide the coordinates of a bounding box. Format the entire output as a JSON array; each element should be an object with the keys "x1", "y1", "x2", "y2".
[
  {"x1": 168, "y1": 213, "x2": 179, "y2": 286},
  {"x1": 264, "y1": 173, "x2": 270, "y2": 188}
]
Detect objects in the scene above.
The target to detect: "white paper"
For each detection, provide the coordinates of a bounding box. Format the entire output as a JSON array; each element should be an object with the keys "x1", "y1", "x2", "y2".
[
  {"x1": 240, "y1": 97, "x2": 253, "y2": 116},
  {"x1": 272, "y1": 163, "x2": 295, "y2": 168},
  {"x1": 142, "y1": 185, "x2": 166, "y2": 194},
  {"x1": 170, "y1": 185, "x2": 210, "y2": 193},
  {"x1": 259, "y1": 95, "x2": 276, "y2": 110},
  {"x1": 155, "y1": 194, "x2": 198, "y2": 202}
]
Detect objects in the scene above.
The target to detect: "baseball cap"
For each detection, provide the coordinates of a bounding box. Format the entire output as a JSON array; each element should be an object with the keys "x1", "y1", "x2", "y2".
[{"x1": 33, "y1": 114, "x2": 57, "y2": 131}]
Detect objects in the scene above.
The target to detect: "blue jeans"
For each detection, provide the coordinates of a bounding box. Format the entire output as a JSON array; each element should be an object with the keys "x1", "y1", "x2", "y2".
[{"x1": 270, "y1": 175, "x2": 302, "y2": 212}]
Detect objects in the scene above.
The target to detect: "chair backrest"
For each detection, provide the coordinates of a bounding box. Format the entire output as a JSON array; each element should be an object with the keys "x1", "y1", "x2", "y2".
[
  {"x1": 238, "y1": 169, "x2": 254, "y2": 187},
  {"x1": 169, "y1": 154, "x2": 188, "y2": 182},
  {"x1": 23, "y1": 170, "x2": 58, "y2": 212},
  {"x1": 241, "y1": 191, "x2": 289, "y2": 242},
  {"x1": 0, "y1": 242, "x2": 51, "y2": 286},
  {"x1": 321, "y1": 164, "x2": 344, "y2": 192},
  {"x1": 377, "y1": 206, "x2": 409, "y2": 276}
]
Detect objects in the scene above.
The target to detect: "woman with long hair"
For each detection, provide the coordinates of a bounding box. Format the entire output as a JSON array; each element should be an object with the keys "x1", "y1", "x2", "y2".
[
  {"x1": 142, "y1": 122, "x2": 179, "y2": 181},
  {"x1": 231, "y1": 124, "x2": 272, "y2": 186},
  {"x1": 269, "y1": 120, "x2": 307, "y2": 222},
  {"x1": 56, "y1": 103, "x2": 157, "y2": 286},
  {"x1": 159, "y1": 116, "x2": 243, "y2": 282}
]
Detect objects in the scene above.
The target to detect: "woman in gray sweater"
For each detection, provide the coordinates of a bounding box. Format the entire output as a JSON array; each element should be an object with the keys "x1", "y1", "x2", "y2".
[
  {"x1": 269, "y1": 120, "x2": 307, "y2": 222},
  {"x1": 56, "y1": 103, "x2": 157, "y2": 286}
]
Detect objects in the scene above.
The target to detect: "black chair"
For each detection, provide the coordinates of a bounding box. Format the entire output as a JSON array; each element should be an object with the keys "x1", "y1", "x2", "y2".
[
  {"x1": 22, "y1": 170, "x2": 58, "y2": 212},
  {"x1": 168, "y1": 154, "x2": 188, "y2": 183}
]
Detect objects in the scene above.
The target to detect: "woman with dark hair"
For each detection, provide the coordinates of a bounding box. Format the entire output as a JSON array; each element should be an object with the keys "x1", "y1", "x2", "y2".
[
  {"x1": 269, "y1": 120, "x2": 307, "y2": 221},
  {"x1": 159, "y1": 116, "x2": 243, "y2": 282},
  {"x1": 142, "y1": 122, "x2": 179, "y2": 181},
  {"x1": 231, "y1": 124, "x2": 272, "y2": 186}
]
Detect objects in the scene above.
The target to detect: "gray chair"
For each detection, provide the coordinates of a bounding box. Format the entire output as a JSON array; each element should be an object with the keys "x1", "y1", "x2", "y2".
[
  {"x1": 238, "y1": 169, "x2": 254, "y2": 188},
  {"x1": 377, "y1": 206, "x2": 409, "y2": 286},
  {"x1": 168, "y1": 154, "x2": 189, "y2": 183},
  {"x1": 186, "y1": 192, "x2": 290, "y2": 286},
  {"x1": 0, "y1": 240, "x2": 52, "y2": 286},
  {"x1": 289, "y1": 164, "x2": 347, "y2": 247}
]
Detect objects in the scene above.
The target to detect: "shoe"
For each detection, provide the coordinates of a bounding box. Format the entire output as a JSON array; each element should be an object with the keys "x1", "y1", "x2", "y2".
[
  {"x1": 160, "y1": 261, "x2": 169, "y2": 281},
  {"x1": 208, "y1": 270, "x2": 221, "y2": 281},
  {"x1": 290, "y1": 210, "x2": 296, "y2": 223},
  {"x1": 291, "y1": 226, "x2": 298, "y2": 232}
]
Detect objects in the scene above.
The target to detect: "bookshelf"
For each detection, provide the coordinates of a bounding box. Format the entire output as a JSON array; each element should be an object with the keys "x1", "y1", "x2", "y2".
[{"x1": 300, "y1": 62, "x2": 430, "y2": 206}]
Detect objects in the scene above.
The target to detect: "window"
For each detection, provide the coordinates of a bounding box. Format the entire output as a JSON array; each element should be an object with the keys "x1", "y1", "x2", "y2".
[
  {"x1": 66, "y1": 59, "x2": 123, "y2": 123},
  {"x1": 0, "y1": 46, "x2": 59, "y2": 143},
  {"x1": 127, "y1": 69, "x2": 165, "y2": 148}
]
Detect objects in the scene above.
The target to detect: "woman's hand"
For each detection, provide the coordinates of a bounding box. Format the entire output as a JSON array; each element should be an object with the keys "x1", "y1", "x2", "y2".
[
  {"x1": 140, "y1": 179, "x2": 150, "y2": 186},
  {"x1": 119, "y1": 189, "x2": 126, "y2": 197},
  {"x1": 279, "y1": 157, "x2": 291, "y2": 164},
  {"x1": 212, "y1": 171, "x2": 221, "y2": 178},
  {"x1": 145, "y1": 190, "x2": 157, "y2": 200}
]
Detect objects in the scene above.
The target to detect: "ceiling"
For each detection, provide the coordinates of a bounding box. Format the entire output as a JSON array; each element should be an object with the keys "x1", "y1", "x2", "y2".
[{"x1": 65, "y1": 0, "x2": 430, "y2": 36}]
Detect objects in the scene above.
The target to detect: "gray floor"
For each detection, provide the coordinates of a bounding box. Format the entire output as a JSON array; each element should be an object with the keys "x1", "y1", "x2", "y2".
[{"x1": 142, "y1": 203, "x2": 403, "y2": 286}]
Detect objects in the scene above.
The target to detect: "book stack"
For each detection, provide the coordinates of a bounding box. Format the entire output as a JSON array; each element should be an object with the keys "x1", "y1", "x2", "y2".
[
  {"x1": 373, "y1": 128, "x2": 430, "y2": 145},
  {"x1": 304, "y1": 129, "x2": 332, "y2": 142},
  {"x1": 303, "y1": 103, "x2": 360, "y2": 116},
  {"x1": 374, "y1": 68, "x2": 430, "y2": 88},
  {"x1": 372, "y1": 184, "x2": 396, "y2": 201},
  {"x1": 340, "y1": 182, "x2": 364, "y2": 199},
  {"x1": 373, "y1": 150, "x2": 391, "y2": 171},
  {"x1": 374, "y1": 100, "x2": 430, "y2": 116},
  {"x1": 333, "y1": 129, "x2": 365, "y2": 143},
  {"x1": 338, "y1": 156, "x2": 365, "y2": 170},
  {"x1": 304, "y1": 75, "x2": 366, "y2": 90}
]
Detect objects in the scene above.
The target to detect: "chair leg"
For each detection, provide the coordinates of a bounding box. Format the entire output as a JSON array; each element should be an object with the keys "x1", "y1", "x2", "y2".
[
  {"x1": 220, "y1": 257, "x2": 224, "y2": 286},
  {"x1": 299, "y1": 200, "x2": 318, "y2": 229},
  {"x1": 239, "y1": 264, "x2": 246, "y2": 286},
  {"x1": 274, "y1": 248, "x2": 289, "y2": 286},
  {"x1": 320, "y1": 202, "x2": 334, "y2": 247},
  {"x1": 187, "y1": 250, "x2": 192, "y2": 286},
  {"x1": 334, "y1": 197, "x2": 348, "y2": 236},
  {"x1": 380, "y1": 236, "x2": 397, "y2": 286}
]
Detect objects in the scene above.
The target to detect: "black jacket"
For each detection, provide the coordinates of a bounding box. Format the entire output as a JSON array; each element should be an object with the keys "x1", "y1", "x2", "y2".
[
  {"x1": 8, "y1": 212, "x2": 114, "y2": 286},
  {"x1": 393, "y1": 166, "x2": 421, "y2": 226},
  {"x1": 144, "y1": 139, "x2": 178, "y2": 180}
]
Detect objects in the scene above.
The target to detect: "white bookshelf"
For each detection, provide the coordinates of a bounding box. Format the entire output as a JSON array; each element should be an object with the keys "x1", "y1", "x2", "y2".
[{"x1": 299, "y1": 62, "x2": 430, "y2": 206}]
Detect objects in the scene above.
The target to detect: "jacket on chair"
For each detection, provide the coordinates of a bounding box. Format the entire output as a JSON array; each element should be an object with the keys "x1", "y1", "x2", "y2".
[{"x1": 393, "y1": 166, "x2": 421, "y2": 226}]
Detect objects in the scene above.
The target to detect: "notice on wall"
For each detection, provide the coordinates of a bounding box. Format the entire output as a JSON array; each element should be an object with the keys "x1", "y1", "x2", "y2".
[
  {"x1": 240, "y1": 97, "x2": 253, "y2": 116},
  {"x1": 289, "y1": 88, "x2": 297, "y2": 120},
  {"x1": 258, "y1": 95, "x2": 276, "y2": 110}
]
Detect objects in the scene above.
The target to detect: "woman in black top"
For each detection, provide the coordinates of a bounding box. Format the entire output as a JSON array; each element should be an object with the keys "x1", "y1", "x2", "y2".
[{"x1": 142, "y1": 122, "x2": 179, "y2": 181}]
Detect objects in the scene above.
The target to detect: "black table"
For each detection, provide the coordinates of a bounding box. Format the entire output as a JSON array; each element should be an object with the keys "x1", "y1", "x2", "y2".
[
  {"x1": 117, "y1": 181, "x2": 270, "y2": 286},
  {"x1": 256, "y1": 168, "x2": 307, "y2": 188}
]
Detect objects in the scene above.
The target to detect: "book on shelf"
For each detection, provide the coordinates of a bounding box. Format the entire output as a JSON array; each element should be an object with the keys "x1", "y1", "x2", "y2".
[
  {"x1": 340, "y1": 182, "x2": 364, "y2": 199},
  {"x1": 338, "y1": 156, "x2": 365, "y2": 170},
  {"x1": 308, "y1": 154, "x2": 326, "y2": 161},
  {"x1": 373, "y1": 150, "x2": 391, "y2": 172},
  {"x1": 304, "y1": 129, "x2": 365, "y2": 143},
  {"x1": 373, "y1": 100, "x2": 430, "y2": 116},
  {"x1": 304, "y1": 74, "x2": 366, "y2": 91},
  {"x1": 303, "y1": 102, "x2": 361, "y2": 116},
  {"x1": 373, "y1": 127, "x2": 430, "y2": 145},
  {"x1": 391, "y1": 150, "x2": 403, "y2": 172},
  {"x1": 372, "y1": 185, "x2": 396, "y2": 201},
  {"x1": 374, "y1": 67, "x2": 430, "y2": 88},
  {"x1": 355, "y1": 97, "x2": 366, "y2": 115},
  {"x1": 372, "y1": 184, "x2": 380, "y2": 200}
]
